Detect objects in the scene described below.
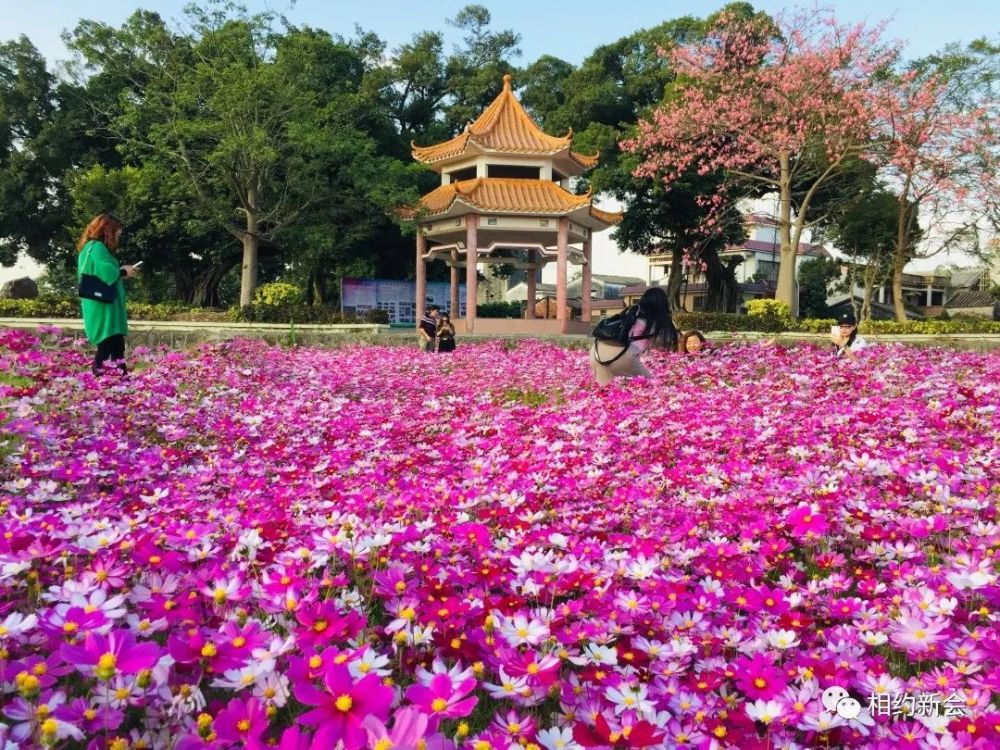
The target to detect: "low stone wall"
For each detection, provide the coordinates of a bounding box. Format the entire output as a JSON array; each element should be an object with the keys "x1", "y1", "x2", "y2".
[{"x1": 3, "y1": 318, "x2": 1000, "y2": 352}]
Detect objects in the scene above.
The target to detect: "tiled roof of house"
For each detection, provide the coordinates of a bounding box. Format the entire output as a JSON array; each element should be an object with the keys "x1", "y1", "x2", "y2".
[
  {"x1": 730, "y1": 240, "x2": 830, "y2": 257},
  {"x1": 411, "y1": 75, "x2": 598, "y2": 167},
  {"x1": 590, "y1": 299, "x2": 628, "y2": 309},
  {"x1": 409, "y1": 178, "x2": 622, "y2": 224},
  {"x1": 584, "y1": 274, "x2": 646, "y2": 286},
  {"x1": 946, "y1": 290, "x2": 996, "y2": 309}
]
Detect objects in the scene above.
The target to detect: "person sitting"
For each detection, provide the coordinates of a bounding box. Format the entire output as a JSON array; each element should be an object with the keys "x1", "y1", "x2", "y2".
[
  {"x1": 590, "y1": 287, "x2": 678, "y2": 386},
  {"x1": 832, "y1": 312, "x2": 868, "y2": 359},
  {"x1": 436, "y1": 313, "x2": 456, "y2": 353},
  {"x1": 679, "y1": 330, "x2": 708, "y2": 355}
]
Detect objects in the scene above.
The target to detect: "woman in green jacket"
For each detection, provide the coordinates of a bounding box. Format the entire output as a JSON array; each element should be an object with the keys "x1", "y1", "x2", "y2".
[{"x1": 76, "y1": 214, "x2": 139, "y2": 375}]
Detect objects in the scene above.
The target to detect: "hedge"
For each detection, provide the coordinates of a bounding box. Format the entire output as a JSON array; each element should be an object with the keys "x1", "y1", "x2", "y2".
[
  {"x1": 0, "y1": 297, "x2": 389, "y2": 325},
  {"x1": 2, "y1": 296, "x2": 999, "y2": 333},
  {"x1": 231, "y1": 304, "x2": 389, "y2": 324},
  {"x1": 674, "y1": 312, "x2": 1000, "y2": 335}
]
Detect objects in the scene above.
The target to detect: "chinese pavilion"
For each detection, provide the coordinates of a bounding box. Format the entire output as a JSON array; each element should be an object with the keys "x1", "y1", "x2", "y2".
[{"x1": 409, "y1": 74, "x2": 621, "y2": 335}]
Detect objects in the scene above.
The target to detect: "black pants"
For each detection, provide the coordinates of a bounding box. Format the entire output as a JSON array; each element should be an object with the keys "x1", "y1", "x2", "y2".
[{"x1": 93, "y1": 334, "x2": 127, "y2": 375}]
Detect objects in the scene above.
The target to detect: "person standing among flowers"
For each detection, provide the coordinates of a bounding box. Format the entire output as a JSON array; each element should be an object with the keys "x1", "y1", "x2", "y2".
[
  {"x1": 418, "y1": 306, "x2": 439, "y2": 352},
  {"x1": 76, "y1": 213, "x2": 140, "y2": 376},
  {"x1": 590, "y1": 287, "x2": 678, "y2": 386},
  {"x1": 436, "y1": 313, "x2": 456, "y2": 353}
]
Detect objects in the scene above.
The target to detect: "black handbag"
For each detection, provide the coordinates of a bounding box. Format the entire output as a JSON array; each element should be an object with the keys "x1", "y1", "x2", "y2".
[{"x1": 78, "y1": 244, "x2": 118, "y2": 303}]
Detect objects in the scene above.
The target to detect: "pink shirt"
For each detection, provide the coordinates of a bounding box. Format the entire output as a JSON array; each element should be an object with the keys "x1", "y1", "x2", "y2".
[{"x1": 630, "y1": 319, "x2": 651, "y2": 353}]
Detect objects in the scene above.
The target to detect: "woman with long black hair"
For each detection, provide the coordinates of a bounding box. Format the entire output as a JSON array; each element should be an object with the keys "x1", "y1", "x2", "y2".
[{"x1": 590, "y1": 287, "x2": 678, "y2": 386}]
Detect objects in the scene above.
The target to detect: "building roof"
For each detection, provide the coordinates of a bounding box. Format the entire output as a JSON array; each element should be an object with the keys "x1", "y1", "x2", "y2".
[
  {"x1": 571, "y1": 274, "x2": 646, "y2": 286},
  {"x1": 946, "y1": 290, "x2": 996, "y2": 309},
  {"x1": 726, "y1": 239, "x2": 830, "y2": 257},
  {"x1": 409, "y1": 177, "x2": 622, "y2": 225},
  {"x1": 591, "y1": 299, "x2": 628, "y2": 310},
  {"x1": 411, "y1": 75, "x2": 599, "y2": 169}
]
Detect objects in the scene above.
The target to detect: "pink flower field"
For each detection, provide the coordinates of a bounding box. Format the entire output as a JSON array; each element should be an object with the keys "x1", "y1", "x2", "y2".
[{"x1": 1, "y1": 328, "x2": 998, "y2": 750}]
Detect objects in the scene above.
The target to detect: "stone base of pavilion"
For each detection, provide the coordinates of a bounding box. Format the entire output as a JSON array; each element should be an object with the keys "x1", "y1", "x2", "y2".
[{"x1": 454, "y1": 317, "x2": 592, "y2": 336}]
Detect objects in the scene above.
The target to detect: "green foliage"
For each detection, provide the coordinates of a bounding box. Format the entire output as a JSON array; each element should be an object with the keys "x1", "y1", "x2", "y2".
[
  {"x1": 231, "y1": 304, "x2": 389, "y2": 324},
  {"x1": 859, "y1": 319, "x2": 1000, "y2": 335},
  {"x1": 797, "y1": 257, "x2": 841, "y2": 318},
  {"x1": 746, "y1": 299, "x2": 793, "y2": 329},
  {"x1": 253, "y1": 282, "x2": 305, "y2": 308},
  {"x1": 476, "y1": 301, "x2": 521, "y2": 318},
  {"x1": 0, "y1": 297, "x2": 79, "y2": 318}
]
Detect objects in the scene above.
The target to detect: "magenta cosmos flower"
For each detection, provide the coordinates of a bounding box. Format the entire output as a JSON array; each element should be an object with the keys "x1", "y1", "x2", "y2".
[
  {"x1": 215, "y1": 697, "x2": 269, "y2": 745},
  {"x1": 60, "y1": 629, "x2": 161, "y2": 681},
  {"x1": 735, "y1": 653, "x2": 787, "y2": 700},
  {"x1": 293, "y1": 664, "x2": 392, "y2": 750},
  {"x1": 406, "y1": 673, "x2": 478, "y2": 720}
]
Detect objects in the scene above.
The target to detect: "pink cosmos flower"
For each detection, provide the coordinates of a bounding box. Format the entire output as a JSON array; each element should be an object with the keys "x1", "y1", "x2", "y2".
[
  {"x1": 215, "y1": 697, "x2": 269, "y2": 745},
  {"x1": 735, "y1": 653, "x2": 787, "y2": 700},
  {"x1": 60, "y1": 629, "x2": 161, "y2": 680},
  {"x1": 405, "y1": 672, "x2": 478, "y2": 726},
  {"x1": 785, "y1": 502, "x2": 829, "y2": 539},
  {"x1": 362, "y1": 707, "x2": 429, "y2": 750},
  {"x1": 293, "y1": 664, "x2": 392, "y2": 749},
  {"x1": 890, "y1": 615, "x2": 951, "y2": 655}
]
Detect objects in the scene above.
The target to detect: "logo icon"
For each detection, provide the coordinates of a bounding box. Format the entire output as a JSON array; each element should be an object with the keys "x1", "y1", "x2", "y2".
[{"x1": 822, "y1": 686, "x2": 862, "y2": 720}]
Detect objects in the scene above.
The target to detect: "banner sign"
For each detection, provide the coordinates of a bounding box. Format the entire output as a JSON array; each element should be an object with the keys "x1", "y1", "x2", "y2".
[{"x1": 341, "y1": 278, "x2": 466, "y2": 324}]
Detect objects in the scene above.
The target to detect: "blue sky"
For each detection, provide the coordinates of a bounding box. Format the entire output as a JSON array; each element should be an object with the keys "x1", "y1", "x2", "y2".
[{"x1": 2, "y1": 0, "x2": 995, "y2": 69}]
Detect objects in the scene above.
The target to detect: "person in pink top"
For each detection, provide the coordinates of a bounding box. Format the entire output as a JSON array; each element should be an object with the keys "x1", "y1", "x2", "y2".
[{"x1": 590, "y1": 287, "x2": 678, "y2": 386}]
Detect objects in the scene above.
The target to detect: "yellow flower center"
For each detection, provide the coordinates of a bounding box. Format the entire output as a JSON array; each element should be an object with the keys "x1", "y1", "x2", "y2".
[{"x1": 335, "y1": 695, "x2": 353, "y2": 712}]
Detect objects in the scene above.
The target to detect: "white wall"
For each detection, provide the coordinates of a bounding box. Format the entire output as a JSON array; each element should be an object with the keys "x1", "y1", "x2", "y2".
[
  {"x1": 541, "y1": 196, "x2": 649, "y2": 285},
  {"x1": 0, "y1": 253, "x2": 45, "y2": 287}
]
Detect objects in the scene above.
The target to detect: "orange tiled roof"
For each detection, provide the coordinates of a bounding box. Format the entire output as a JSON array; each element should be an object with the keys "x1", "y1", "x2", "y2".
[
  {"x1": 411, "y1": 178, "x2": 622, "y2": 225},
  {"x1": 412, "y1": 75, "x2": 599, "y2": 167}
]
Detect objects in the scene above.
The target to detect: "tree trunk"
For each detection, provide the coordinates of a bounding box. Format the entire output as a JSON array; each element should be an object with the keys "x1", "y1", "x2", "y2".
[
  {"x1": 774, "y1": 150, "x2": 798, "y2": 315},
  {"x1": 861, "y1": 267, "x2": 874, "y2": 322},
  {"x1": 665, "y1": 246, "x2": 684, "y2": 312},
  {"x1": 891, "y1": 251, "x2": 907, "y2": 322},
  {"x1": 307, "y1": 270, "x2": 328, "y2": 306},
  {"x1": 892, "y1": 180, "x2": 913, "y2": 322},
  {"x1": 703, "y1": 251, "x2": 742, "y2": 313},
  {"x1": 239, "y1": 186, "x2": 259, "y2": 308},
  {"x1": 192, "y1": 263, "x2": 237, "y2": 308}
]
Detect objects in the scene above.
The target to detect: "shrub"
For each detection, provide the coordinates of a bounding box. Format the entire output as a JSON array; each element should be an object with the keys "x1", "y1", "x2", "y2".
[
  {"x1": 477, "y1": 301, "x2": 522, "y2": 318},
  {"x1": 253, "y1": 282, "x2": 305, "y2": 307},
  {"x1": 746, "y1": 299, "x2": 793, "y2": 325},
  {"x1": 859, "y1": 319, "x2": 1000, "y2": 335},
  {"x1": 230, "y1": 304, "x2": 388, "y2": 325},
  {"x1": 0, "y1": 296, "x2": 79, "y2": 318}
]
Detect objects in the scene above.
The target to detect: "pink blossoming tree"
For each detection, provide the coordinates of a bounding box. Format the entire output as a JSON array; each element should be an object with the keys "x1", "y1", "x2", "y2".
[
  {"x1": 873, "y1": 43, "x2": 1000, "y2": 320},
  {"x1": 627, "y1": 9, "x2": 900, "y2": 314}
]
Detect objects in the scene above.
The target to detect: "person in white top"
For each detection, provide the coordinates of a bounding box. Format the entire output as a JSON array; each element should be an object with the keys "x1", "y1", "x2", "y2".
[
  {"x1": 832, "y1": 311, "x2": 868, "y2": 359},
  {"x1": 590, "y1": 287, "x2": 679, "y2": 386}
]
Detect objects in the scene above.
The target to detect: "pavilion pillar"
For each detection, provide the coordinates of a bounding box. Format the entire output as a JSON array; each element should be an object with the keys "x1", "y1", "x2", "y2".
[
  {"x1": 581, "y1": 237, "x2": 593, "y2": 325},
  {"x1": 465, "y1": 215, "x2": 478, "y2": 333},
  {"x1": 415, "y1": 231, "x2": 427, "y2": 330},
  {"x1": 526, "y1": 257, "x2": 537, "y2": 319},
  {"x1": 556, "y1": 217, "x2": 569, "y2": 333},
  {"x1": 450, "y1": 248, "x2": 460, "y2": 316}
]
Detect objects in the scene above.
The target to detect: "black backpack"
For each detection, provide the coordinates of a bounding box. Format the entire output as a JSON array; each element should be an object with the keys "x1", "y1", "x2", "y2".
[{"x1": 592, "y1": 303, "x2": 648, "y2": 366}]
